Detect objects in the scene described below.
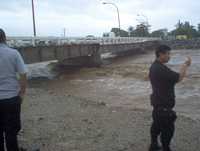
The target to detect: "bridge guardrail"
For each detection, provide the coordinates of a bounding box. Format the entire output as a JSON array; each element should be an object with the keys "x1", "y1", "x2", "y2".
[{"x1": 7, "y1": 37, "x2": 161, "y2": 47}]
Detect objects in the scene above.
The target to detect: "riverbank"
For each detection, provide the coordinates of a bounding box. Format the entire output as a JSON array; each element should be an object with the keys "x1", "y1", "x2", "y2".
[{"x1": 20, "y1": 86, "x2": 200, "y2": 151}]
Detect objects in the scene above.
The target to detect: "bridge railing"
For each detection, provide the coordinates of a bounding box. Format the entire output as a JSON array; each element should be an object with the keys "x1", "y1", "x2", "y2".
[
  {"x1": 7, "y1": 37, "x2": 161, "y2": 47},
  {"x1": 97, "y1": 37, "x2": 160, "y2": 45}
]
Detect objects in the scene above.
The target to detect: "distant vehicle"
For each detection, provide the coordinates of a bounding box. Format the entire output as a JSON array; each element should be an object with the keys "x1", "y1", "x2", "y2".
[
  {"x1": 86, "y1": 35, "x2": 95, "y2": 38},
  {"x1": 85, "y1": 35, "x2": 96, "y2": 40}
]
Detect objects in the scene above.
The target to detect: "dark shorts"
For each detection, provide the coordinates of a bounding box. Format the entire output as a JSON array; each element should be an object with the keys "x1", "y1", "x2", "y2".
[{"x1": 0, "y1": 96, "x2": 21, "y2": 133}]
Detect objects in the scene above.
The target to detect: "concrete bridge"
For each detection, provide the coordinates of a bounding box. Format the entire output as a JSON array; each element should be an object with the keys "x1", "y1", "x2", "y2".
[{"x1": 8, "y1": 37, "x2": 161, "y2": 66}]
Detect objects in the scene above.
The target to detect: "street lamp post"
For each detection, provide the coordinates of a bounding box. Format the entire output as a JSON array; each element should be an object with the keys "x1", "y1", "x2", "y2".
[
  {"x1": 103, "y1": 2, "x2": 121, "y2": 37},
  {"x1": 31, "y1": 0, "x2": 37, "y2": 37}
]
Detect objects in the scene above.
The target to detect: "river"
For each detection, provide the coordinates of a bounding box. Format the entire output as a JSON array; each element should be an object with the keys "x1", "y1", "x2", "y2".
[{"x1": 28, "y1": 49, "x2": 200, "y2": 121}]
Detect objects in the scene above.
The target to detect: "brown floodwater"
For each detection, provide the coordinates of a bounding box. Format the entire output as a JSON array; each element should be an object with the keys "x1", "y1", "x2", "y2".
[{"x1": 29, "y1": 49, "x2": 200, "y2": 120}]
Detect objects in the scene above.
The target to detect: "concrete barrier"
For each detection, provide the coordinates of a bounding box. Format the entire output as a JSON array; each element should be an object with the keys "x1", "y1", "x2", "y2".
[
  {"x1": 17, "y1": 43, "x2": 101, "y2": 66},
  {"x1": 161, "y1": 39, "x2": 200, "y2": 50},
  {"x1": 100, "y1": 40, "x2": 160, "y2": 55}
]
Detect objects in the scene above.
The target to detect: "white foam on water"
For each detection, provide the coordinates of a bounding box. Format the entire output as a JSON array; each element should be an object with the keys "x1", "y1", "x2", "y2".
[{"x1": 27, "y1": 60, "x2": 57, "y2": 79}]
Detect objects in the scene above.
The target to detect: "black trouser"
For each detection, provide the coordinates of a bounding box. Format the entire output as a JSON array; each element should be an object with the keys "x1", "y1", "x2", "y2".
[
  {"x1": 0, "y1": 96, "x2": 21, "y2": 151},
  {"x1": 150, "y1": 108, "x2": 177, "y2": 149}
]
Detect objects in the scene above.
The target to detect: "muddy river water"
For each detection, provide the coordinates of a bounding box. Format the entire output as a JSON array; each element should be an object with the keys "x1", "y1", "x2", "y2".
[{"x1": 29, "y1": 49, "x2": 200, "y2": 121}]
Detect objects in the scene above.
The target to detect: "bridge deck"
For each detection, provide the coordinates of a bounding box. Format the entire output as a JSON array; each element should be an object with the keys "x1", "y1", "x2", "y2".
[{"x1": 8, "y1": 37, "x2": 160, "y2": 65}]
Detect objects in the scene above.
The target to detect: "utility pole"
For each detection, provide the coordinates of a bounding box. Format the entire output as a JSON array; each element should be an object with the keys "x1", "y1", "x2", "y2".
[
  {"x1": 31, "y1": 0, "x2": 37, "y2": 37},
  {"x1": 63, "y1": 28, "x2": 66, "y2": 37}
]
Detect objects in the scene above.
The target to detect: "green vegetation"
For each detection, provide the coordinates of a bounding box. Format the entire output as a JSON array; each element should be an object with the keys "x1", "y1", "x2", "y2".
[{"x1": 110, "y1": 20, "x2": 200, "y2": 39}]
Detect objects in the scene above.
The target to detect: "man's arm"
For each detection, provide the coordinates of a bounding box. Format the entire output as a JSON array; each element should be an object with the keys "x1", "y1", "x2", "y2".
[
  {"x1": 15, "y1": 50, "x2": 28, "y2": 98},
  {"x1": 178, "y1": 57, "x2": 191, "y2": 82},
  {"x1": 18, "y1": 73, "x2": 27, "y2": 98}
]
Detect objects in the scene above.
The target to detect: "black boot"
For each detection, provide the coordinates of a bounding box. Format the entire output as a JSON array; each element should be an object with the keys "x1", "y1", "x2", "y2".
[
  {"x1": 163, "y1": 146, "x2": 172, "y2": 151},
  {"x1": 148, "y1": 143, "x2": 162, "y2": 151}
]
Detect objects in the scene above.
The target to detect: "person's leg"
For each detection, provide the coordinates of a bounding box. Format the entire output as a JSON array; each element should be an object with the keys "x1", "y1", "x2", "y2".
[
  {"x1": 0, "y1": 129, "x2": 5, "y2": 151},
  {"x1": 160, "y1": 111, "x2": 176, "y2": 151},
  {"x1": 149, "y1": 109, "x2": 162, "y2": 151},
  {"x1": 4, "y1": 97, "x2": 21, "y2": 151},
  {"x1": 150, "y1": 121, "x2": 161, "y2": 145},
  {"x1": 161, "y1": 122, "x2": 175, "y2": 151},
  {"x1": 5, "y1": 132, "x2": 19, "y2": 151},
  {"x1": 0, "y1": 103, "x2": 5, "y2": 151}
]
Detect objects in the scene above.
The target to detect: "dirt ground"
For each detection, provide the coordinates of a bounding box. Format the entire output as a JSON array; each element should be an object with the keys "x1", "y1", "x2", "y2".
[{"x1": 20, "y1": 50, "x2": 200, "y2": 151}]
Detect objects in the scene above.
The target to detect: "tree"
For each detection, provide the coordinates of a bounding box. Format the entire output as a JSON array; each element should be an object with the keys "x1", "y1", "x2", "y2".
[
  {"x1": 133, "y1": 23, "x2": 150, "y2": 37},
  {"x1": 197, "y1": 24, "x2": 200, "y2": 37},
  {"x1": 171, "y1": 21, "x2": 198, "y2": 39},
  {"x1": 110, "y1": 28, "x2": 128, "y2": 37},
  {"x1": 198, "y1": 24, "x2": 200, "y2": 32},
  {"x1": 151, "y1": 29, "x2": 168, "y2": 38},
  {"x1": 120, "y1": 29, "x2": 129, "y2": 37},
  {"x1": 110, "y1": 28, "x2": 119, "y2": 36},
  {"x1": 128, "y1": 26, "x2": 134, "y2": 37}
]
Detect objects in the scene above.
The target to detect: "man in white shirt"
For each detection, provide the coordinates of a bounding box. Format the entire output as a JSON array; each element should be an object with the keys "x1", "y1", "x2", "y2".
[{"x1": 0, "y1": 28, "x2": 27, "y2": 151}]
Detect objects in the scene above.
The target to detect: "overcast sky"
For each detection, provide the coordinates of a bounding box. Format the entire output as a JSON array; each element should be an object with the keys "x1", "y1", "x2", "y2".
[{"x1": 0, "y1": 0, "x2": 199, "y2": 37}]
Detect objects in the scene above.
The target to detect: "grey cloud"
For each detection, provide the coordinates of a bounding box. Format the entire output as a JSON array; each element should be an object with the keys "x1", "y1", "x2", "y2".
[
  {"x1": 0, "y1": 0, "x2": 200, "y2": 36},
  {"x1": 0, "y1": 0, "x2": 31, "y2": 12}
]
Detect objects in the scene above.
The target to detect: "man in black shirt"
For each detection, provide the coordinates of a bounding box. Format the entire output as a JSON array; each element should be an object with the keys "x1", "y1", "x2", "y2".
[{"x1": 149, "y1": 45, "x2": 191, "y2": 151}]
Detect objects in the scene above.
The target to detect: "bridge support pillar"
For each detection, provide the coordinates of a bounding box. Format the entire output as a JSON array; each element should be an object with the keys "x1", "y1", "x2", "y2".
[
  {"x1": 58, "y1": 44, "x2": 102, "y2": 67},
  {"x1": 59, "y1": 54, "x2": 102, "y2": 67}
]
